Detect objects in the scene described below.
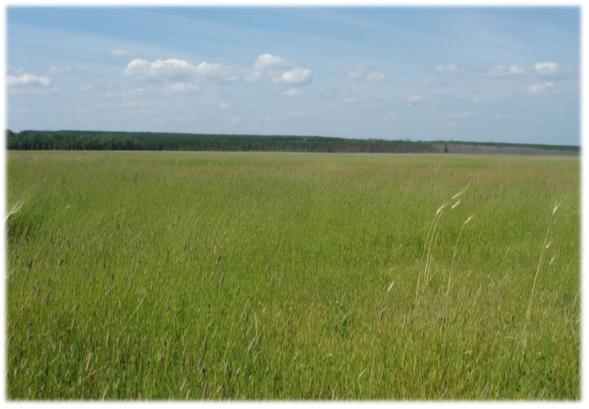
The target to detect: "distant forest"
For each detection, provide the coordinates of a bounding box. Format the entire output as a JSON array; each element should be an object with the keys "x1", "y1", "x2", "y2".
[{"x1": 6, "y1": 130, "x2": 580, "y2": 156}]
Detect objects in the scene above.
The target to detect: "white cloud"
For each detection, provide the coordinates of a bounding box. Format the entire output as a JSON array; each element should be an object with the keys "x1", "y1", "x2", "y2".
[
  {"x1": 527, "y1": 82, "x2": 557, "y2": 94},
  {"x1": 244, "y1": 70, "x2": 263, "y2": 82},
  {"x1": 282, "y1": 88, "x2": 305, "y2": 97},
  {"x1": 246, "y1": 53, "x2": 294, "y2": 81},
  {"x1": 366, "y1": 71, "x2": 387, "y2": 82},
  {"x1": 231, "y1": 116, "x2": 241, "y2": 123},
  {"x1": 253, "y1": 54, "x2": 290, "y2": 72},
  {"x1": 487, "y1": 65, "x2": 526, "y2": 77},
  {"x1": 534, "y1": 61, "x2": 563, "y2": 75},
  {"x1": 342, "y1": 66, "x2": 386, "y2": 82},
  {"x1": 77, "y1": 84, "x2": 94, "y2": 92},
  {"x1": 528, "y1": 82, "x2": 552, "y2": 93},
  {"x1": 163, "y1": 82, "x2": 198, "y2": 94},
  {"x1": 123, "y1": 58, "x2": 238, "y2": 83},
  {"x1": 407, "y1": 95, "x2": 423, "y2": 103},
  {"x1": 48, "y1": 66, "x2": 69, "y2": 75},
  {"x1": 112, "y1": 48, "x2": 131, "y2": 57},
  {"x1": 124, "y1": 58, "x2": 197, "y2": 80},
  {"x1": 7, "y1": 72, "x2": 52, "y2": 88},
  {"x1": 273, "y1": 67, "x2": 313, "y2": 86},
  {"x1": 194, "y1": 61, "x2": 239, "y2": 82},
  {"x1": 219, "y1": 102, "x2": 231, "y2": 110},
  {"x1": 435, "y1": 64, "x2": 460, "y2": 73}
]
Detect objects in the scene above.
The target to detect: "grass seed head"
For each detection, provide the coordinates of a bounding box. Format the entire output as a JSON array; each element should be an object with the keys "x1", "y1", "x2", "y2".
[
  {"x1": 387, "y1": 281, "x2": 395, "y2": 293},
  {"x1": 452, "y1": 187, "x2": 468, "y2": 200},
  {"x1": 436, "y1": 204, "x2": 445, "y2": 215},
  {"x1": 5, "y1": 201, "x2": 23, "y2": 223},
  {"x1": 553, "y1": 203, "x2": 560, "y2": 215}
]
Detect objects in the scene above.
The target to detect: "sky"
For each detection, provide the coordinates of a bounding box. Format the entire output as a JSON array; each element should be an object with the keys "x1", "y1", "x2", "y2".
[{"x1": 6, "y1": 7, "x2": 581, "y2": 145}]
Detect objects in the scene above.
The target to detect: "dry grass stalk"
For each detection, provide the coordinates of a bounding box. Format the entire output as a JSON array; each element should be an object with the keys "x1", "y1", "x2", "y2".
[
  {"x1": 522, "y1": 203, "x2": 559, "y2": 352},
  {"x1": 5, "y1": 201, "x2": 23, "y2": 223}
]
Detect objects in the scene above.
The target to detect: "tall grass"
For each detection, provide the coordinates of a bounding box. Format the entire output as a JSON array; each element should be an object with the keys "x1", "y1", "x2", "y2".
[{"x1": 6, "y1": 151, "x2": 580, "y2": 400}]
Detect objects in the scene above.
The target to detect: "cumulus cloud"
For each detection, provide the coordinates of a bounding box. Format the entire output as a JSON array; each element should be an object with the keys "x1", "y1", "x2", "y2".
[
  {"x1": 273, "y1": 67, "x2": 313, "y2": 86},
  {"x1": 528, "y1": 82, "x2": 553, "y2": 92},
  {"x1": 124, "y1": 58, "x2": 197, "y2": 79},
  {"x1": 123, "y1": 58, "x2": 238, "y2": 83},
  {"x1": 342, "y1": 66, "x2": 386, "y2": 82},
  {"x1": 194, "y1": 61, "x2": 239, "y2": 82},
  {"x1": 435, "y1": 64, "x2": 461, "y2": 73},
  {"x1": 487, "y1": 65, "x2": 526, "y2": 77},
  {"x1": 219, "y1": 102, "x2": 231, "y2": 110},
  {"x1": 245, "y1": 53, "x2": 296, "y2": 81},
  {"x1": 48, "y1": 66, "x2": 70, "y2": 75},
  {"x1": 253, "y1": 54, "x2": 290, "y2": 72},
  {"x1": 244, "y1": 70, "x2": 263, "y2": 82},
  {"x1": 231, "y1": 116, "x2": 241, "y2": 123},
  {"x1": 366, "y1": 71, "x2": 386, "y2": 82},
  {"x1": 407, "y1": 95, "x2": 423, "y2": 103},
  {"x1": 112, "y1": 48, "x2": 132, "y2": 57},
  {"x1": 534, "y1": 61, "x2": 567, "y2": 76},
  {"x1": 282, "y1": 88, "x2": 305, "y2": 97},
  {"x1": 526, "y1": 82, "x2": 559, "y2": 95},
  {"x1": 7, "y1": 72, "x2": 52, "y2": 88}
]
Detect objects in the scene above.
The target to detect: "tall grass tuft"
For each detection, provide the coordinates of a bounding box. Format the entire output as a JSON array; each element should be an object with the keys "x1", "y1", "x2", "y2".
[{"x1": 522, "y1": 203, "x2": 560, "y2": 352}]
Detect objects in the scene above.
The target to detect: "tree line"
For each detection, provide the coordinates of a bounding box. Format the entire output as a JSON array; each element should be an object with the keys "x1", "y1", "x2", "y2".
[{"x1": 5, "y1": 130, "x2": 579, "y2": 155}]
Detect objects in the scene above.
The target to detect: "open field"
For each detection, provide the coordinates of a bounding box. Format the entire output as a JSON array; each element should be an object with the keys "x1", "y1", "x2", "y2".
[{"x1": 6, "y1": 151, "x2": 580, "y2": 400}]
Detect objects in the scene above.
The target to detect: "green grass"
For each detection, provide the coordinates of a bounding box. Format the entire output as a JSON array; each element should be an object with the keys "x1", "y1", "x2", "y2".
[{"x1": 6, "y1": 151, "x2": 580, "y2": 400}]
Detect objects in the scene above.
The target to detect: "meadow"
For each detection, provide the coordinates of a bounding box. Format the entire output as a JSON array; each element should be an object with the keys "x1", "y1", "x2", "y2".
[{"x1": 6, "y1": 151, "x2": 580, "y2": 400}]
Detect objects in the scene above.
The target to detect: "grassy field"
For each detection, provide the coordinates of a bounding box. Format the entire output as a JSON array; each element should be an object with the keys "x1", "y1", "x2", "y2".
[{"x1": 6, "y1": 151, "x2": 580, "y2": 400}]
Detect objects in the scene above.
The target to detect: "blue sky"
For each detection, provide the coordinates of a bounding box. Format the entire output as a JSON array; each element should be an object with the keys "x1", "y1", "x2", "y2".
[{"x1": 6, "y1": 7, "x2": 580, "y2": 145}]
